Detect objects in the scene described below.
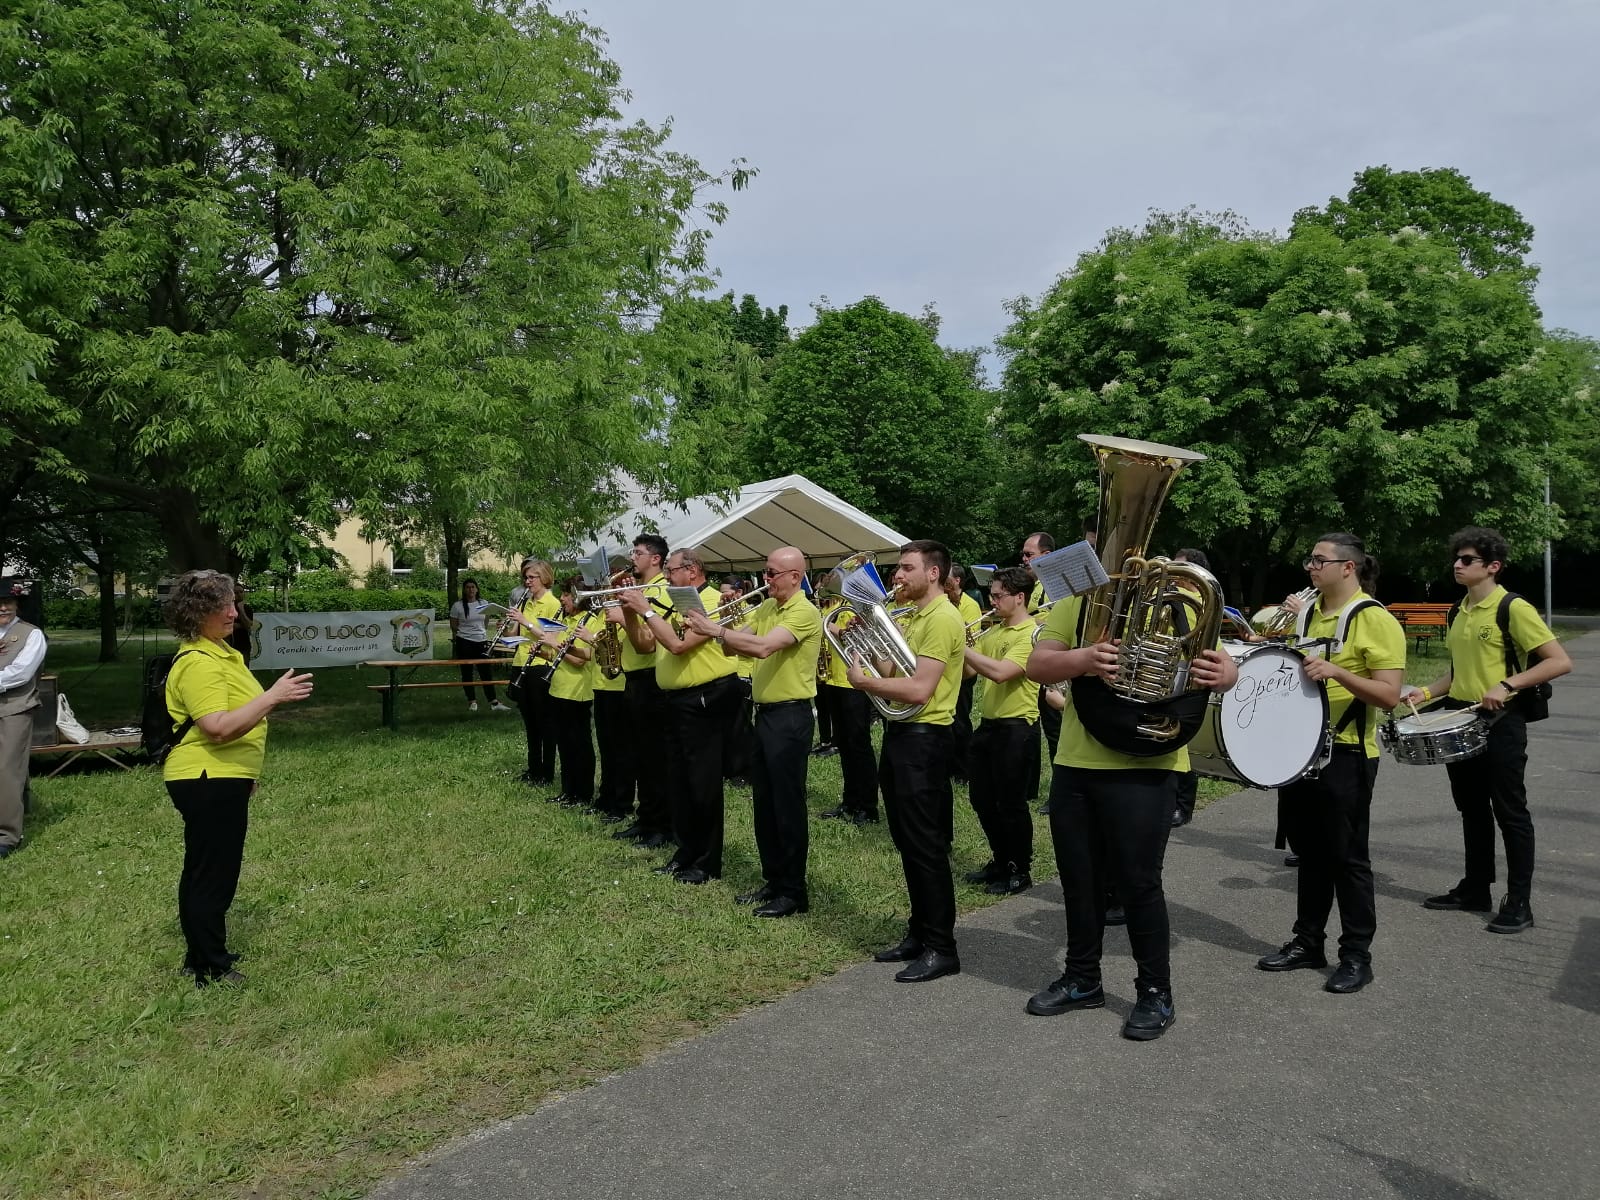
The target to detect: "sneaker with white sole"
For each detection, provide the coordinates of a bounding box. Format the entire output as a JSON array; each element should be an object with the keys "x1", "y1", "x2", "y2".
[
  {"x1": 491, "y1": 701, "x2": 512, "y2": 713},
  {"x1": 468, "y1": 701, "x2": 479, "y2": 712}
]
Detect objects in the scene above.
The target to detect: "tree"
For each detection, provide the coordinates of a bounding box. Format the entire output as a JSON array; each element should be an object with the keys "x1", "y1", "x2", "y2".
[
  {"x1": 1, "y1": 0, "x2": 753, "y2": 574},
  {"x1": 1292, "y1": 166, "x2": 1536, "y2": 285},
  {"x1": 750, "y1": 297, "x2": 993, "y2": 559},
  {"x1": 995, "y1": 204, "x2": 1567, "y2": 604}
]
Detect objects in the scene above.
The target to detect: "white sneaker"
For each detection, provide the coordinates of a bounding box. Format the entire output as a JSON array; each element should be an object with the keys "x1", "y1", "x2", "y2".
[
  {"x1": 468, "y1": 701, "x2": 479, "y2": 712},
  {"x1": 491, "y1": 701, "x2": 511, "y2": 713}
]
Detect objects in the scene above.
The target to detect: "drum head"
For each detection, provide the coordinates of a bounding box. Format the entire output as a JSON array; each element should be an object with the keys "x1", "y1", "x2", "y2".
[
  {"x1": 1394, "y1": 709, "x2": 1479, "y2": 736},
  {"x1": 1213, "y1": 644, "x2": 1328, "y2": 789}
]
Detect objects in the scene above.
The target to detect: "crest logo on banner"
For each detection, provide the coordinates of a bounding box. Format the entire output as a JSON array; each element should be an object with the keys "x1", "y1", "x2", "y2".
[{"x1": 389, "y1": 612, "x2": 434, "y2": 657}]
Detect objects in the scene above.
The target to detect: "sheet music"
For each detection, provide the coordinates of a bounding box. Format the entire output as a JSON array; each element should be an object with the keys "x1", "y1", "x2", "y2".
[
  {"x1": 1030, "y1": 541, "x2": 1109, "y2": 602},
  {"x1": 666, "y1": 586, "x2": 707, "y2": 615},
  {"x1": 840, "y1": 561, "x2": 889, "y2": 606}
]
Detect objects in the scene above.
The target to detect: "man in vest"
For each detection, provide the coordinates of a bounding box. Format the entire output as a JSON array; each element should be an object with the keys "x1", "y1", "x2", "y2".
[{"x1": 1, "y1": 590, "x2": 47, "y2": 858}]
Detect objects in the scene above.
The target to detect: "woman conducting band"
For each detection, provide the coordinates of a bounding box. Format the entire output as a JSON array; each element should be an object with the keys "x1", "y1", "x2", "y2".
[
  {"x1": 449, "y1": 578, "x2": 509, "y2": 714},
  {"x1": 162, "y1": 570, "x2": 314, "y2": 986},
  {"x1": 1256, "y1": 533, "x2": 1404, "y2": 994}
]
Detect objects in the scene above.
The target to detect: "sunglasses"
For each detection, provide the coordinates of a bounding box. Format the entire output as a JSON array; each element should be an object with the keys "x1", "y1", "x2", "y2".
[
  {"x1": 763, "y1": 568, "x2": 798, "y2": 579},
  {"x1": 1452, "y1": 554, "x2": 1486, "y2": 566}
]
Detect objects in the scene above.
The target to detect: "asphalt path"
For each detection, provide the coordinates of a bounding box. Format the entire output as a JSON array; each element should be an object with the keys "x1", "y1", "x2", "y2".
[{"x1": 373, "y1": 634, "x2": 1600, "y2": 1200}]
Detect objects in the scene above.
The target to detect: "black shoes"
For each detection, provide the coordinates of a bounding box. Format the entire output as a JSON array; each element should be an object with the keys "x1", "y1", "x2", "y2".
[
  {"x1": 1325, "y1": 958, "x2": 1374, "y2": 994},
  {"x1": 873, "y1": 935, "x2": 924, "y2": 963},
  {"x1": 844, "y1": 811, "x2": 880, "y2": 826},
  {"x1": 809, "y1": 743, "x2": 838, "y2": 758},
  {"x1": 1283, "y1": 853, "x2": 1301, "y2": 867},
  {"x1": 1122, "y1": 988, "x2": 1176, "y2": 1040},
  {"x1": 675, "y1": 868, "x2": 715, "y2": 885},
  {"x1": 1486, "y1": 896, "x2": 1534, "y2": 934},
  {"x1": 1423, "y1": 882, "x2": 1494, "y2": 913},
  {"x1": 611, "y1": 821, "x2": 642, "y2": 840},
  {"x1": 964, "y1": 861, "x2": 999, "y2": 884},
  {"x1": 984, "y1": 870, "x2": 1032, "y2": 896},
  {"x1": 650, "y1": 860, "x2": 684, "y2": 876},
  {"x1": 819, "y1": 805, "x2": 848, "y2": 820},
  {"x1": 1025, "y1": 975, "x2": 1106, "y2": 1016},
  {"x1": 598, "y1": 810, "x2": 630, "y2": 824},
  {"x1": 634, "y1": 831, "x2": 672, "y2": 850},
  {"x1": 1256, "y1": 941, "x2": 1328, "y2": 972},
  {"x1": 753, "y1": 895, "x2": 807, "y2": 918},
  {"x1": 1171, "y1": 808, "x2": 1190, "y2": 827},
  {"x1": 894, "y1": 949, "x2": 960, "y2": 983},
  {"x1": 195, "y1": 968, "x2": 247, "y2": 989},
  {"x1": 735, "y1": 884, "x2": 777, "y2": 906}
]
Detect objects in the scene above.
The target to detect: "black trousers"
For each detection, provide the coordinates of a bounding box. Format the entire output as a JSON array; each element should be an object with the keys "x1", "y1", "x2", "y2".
[
  {"x1": 815, "y1": 684, "x2": 835, "y2": 745},
  {"x1": 167, "y1": 774, "x2": 253, "y2": 979},
  {"x1": 1445, "y1": 711, "x2": 1533, "y2": 899},
  {"x1": 1281, "y1": 750, "x2": 1379, "y2": 963},
  {"x1": 452, "y1": 636, "x2": 497, "y2": 704},
  {"x1": 1174, "y1": 771, "x2": 1198, "y2": 821},
  {"x1": 550, "y1": 696, "x2": 594, "y2": 806},
  {"x1": 593, "y1": 689, "x2": 632, "y2": 817},
  {"x1": 951, "y1": 676, "x2": 976, "y2": 779},
  {"x1": 1033, "y1": 699, "x2": 1062, "y2": 803},
  {"x1": 881, "y1": 722, "x2": 957, "y2": 956},
  {"x1": 968, "y1": 718, "x2": 1036, "y2": 871},
  {"x1": 1046, "y1": 765, "x2": 1176, "y2": 993},
  {"x1": 626, "y1": 668, "x2": 672, "y2": 836},
  {"x1": 751, "y1": 701, "x2": 813, "y2": 902},
  {"x1": 667, "y1": 676, "x2": 742, "y2": 875},
  {"x1": 828, "y1": 684, "x2": 879, "y2": 817},
  {"x1": 724, "y1": 677, "x2": 756, "y2": 780},
  {"x1": 516, "y1": 670, "x2": 556, "y2": 782}
]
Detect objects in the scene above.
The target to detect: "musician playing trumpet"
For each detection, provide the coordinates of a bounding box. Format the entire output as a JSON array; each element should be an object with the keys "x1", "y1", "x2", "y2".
[
  {"x1": 509, "y1": 559, "x2": 560, "y2": 786},
  {"x1": 685, "y1": 547, "x2": 822, "y2": 919},
  {"x1": 849, "y1": 540, "x2": 968, "y2": 984}
]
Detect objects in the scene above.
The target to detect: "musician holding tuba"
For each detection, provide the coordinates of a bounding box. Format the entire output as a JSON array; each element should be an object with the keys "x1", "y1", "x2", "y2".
[
  {"x1": 1022, "y1": 435, "x2": 1239, "y2": 1040},
  {"x1": 849, "y1": 540, "x2": 968, "y2": 984},
  {"x1": 685, "y1": 547, "x2": 822, "y2": 918}
]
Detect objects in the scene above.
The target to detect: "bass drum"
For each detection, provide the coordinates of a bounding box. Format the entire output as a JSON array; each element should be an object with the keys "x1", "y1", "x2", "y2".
[{"x1": 1189, "y1": 641, "x2": 1329, "y2": 789}]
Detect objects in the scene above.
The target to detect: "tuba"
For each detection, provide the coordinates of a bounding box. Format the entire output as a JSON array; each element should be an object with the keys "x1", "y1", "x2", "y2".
[
  {"x1": 821, "y1": 552, "x2": 925, "y2": 721},
  {"x1": 1070, "y1": 434, "x2": 1225, "y2": 755}
]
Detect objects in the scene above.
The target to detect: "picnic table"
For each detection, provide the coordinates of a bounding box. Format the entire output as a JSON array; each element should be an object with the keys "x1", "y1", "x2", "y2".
[
  {"x1": 30, "y1": 733, "x2": 143, "y2": 777},
  {"x1": 362, "y1": 658, "x2": 515, "y2": 730}
]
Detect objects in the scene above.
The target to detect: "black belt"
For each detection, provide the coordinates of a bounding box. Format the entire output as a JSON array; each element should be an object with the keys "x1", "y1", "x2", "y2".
[
  {"x1": 666, "y1": 677, "x2": 737, "y2": 696},
  {"x1": 883, "y1": 721, "x2": 951, "y2": 736},
  {"x1": 978, "y1": 716, "x2": 1034, "y2": 728},
  {"x1": 754, "y1": 698, "x2": 810, "y2": 711}
]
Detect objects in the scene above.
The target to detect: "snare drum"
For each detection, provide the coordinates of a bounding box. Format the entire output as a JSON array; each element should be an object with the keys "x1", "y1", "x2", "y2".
[
  {"x1": 1189, "y1": 641, "x2": 1330, "y2": 789},
  {"x1": 1379, "y1": 709, "x2": 1490, "y2": 766}
]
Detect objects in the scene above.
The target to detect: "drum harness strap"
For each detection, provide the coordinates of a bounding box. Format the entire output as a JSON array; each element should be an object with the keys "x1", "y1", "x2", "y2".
[{"x1": 1293, "y1": 596, "x2": 1384, "y2": 753}]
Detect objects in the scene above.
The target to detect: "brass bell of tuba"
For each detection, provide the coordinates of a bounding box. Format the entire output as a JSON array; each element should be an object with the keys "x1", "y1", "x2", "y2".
[
  {"x1": 1070, "y1": 433, "x2": 1225, "y2": 755},
  {"x1": 820, "y1": 552, "x2": 925, "y2": 722}
]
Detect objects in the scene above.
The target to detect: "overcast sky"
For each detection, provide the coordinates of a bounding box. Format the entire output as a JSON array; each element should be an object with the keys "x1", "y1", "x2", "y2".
[{"x1": 580, "y1": 0, "x2": 1600, "y2": 362}]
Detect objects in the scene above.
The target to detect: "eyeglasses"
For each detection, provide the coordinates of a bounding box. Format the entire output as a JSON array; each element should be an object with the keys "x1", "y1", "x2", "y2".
[
  {"x1": 1452, "y1": 554, "x2": 1485, "y2": 566},
  {"x1": 666, "y1": 563, "x2": 692, "y2": 574},
  {"x1": 1302, "y1": 556, "x2": 1353, "y2": 570}
]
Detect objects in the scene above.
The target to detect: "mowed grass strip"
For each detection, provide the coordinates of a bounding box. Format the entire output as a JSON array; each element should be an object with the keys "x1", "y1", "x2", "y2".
[{"x1": 2, "y1": 624, "x2": 1518, "y2": 1199}]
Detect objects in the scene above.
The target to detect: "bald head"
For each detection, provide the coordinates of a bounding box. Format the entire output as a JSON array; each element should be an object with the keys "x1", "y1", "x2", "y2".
[{"x1": 766, "y1": 546, "x2": 808, "y2": 600}]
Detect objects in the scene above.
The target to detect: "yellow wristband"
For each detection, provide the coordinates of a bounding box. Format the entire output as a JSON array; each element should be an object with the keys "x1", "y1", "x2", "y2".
[{"x1": 1420, "y1": 687, "x2": 1432, "y2": 702}]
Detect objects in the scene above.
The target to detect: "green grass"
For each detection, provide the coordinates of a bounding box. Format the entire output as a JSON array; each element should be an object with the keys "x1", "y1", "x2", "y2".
[{"x1": 4, "y1": 628, "x2": 1570, "y2": 1199}]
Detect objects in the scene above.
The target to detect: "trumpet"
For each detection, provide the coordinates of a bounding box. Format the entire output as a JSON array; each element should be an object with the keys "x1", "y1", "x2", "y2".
[
  {"x1": 1258, "y1": 587, "x2": 1319, "y2": 636},
  {"x1": 963, "y1": 607, "x2": 999, "y2": 646},
  {"x1": 574, "y1": 582, "x2": 649, "y2": 607},
  {"x1": 707, "y1": 582, "x2": 771, "y2": 626}
]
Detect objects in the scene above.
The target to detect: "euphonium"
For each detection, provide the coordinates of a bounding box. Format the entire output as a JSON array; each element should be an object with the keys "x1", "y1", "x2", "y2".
[
  {"x1": 1258, "y1": 587, "x2": 1318, "y2": 636},
  {"x1": 1071, "y1": 434, "x2": 1225, "y2": 754},
  {"x1": 821, "y1": 552, "x2": 925, "y2": 722}
]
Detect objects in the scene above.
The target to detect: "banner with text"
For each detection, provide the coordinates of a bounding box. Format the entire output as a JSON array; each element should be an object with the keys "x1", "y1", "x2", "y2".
[{"x1": 246, "y1": 610, "x2": 436, "y2": 668}]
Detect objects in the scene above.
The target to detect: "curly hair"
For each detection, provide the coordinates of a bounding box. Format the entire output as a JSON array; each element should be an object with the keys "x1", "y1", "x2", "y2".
[{"x1": 166, "y1": 570, "x2": 236, "y2": 642}]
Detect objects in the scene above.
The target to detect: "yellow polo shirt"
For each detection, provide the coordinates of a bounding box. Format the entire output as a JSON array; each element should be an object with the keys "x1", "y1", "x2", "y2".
[
  {"x1": 163, "y1": 639, "x2": 268, "y2": 781},
  {"x1": 821, "y1": 604, "x2": 855, "y2": 689},
  {"x1": 657, "y1": 584, "x2": 738, "y2": 691},
  {"x1": 956, "y1": 591, "x2": 982, "y2": 632},
  {"x1": 1038, "y1": 592, "x2": 1188, "y2": 771},
  {"x1": 549, "y1": 610, "x2": 602, "y2": 703},
  {"x1": 1447, "y1": 585, "x2": 1556, "y2": 704},
  {"x1": 1299, "y1": 591, "x2": 1406, "y2": 757},
  {"x1": 902, "y1": 595, "x2": 965, "y2": 726},
  {"x1": 621, "y1": 573, "x2": 669, "y2": 673},
  {"x1": 1028, "y1": 581, "x2": 1046, "y2": 614},
  {"x1": 511, "y1": 591, "x2": 561, "y2": 667},
  {"x1": 976, "y1": 622, "x2": 1040, "y2": 723},
  {"x1": 749, "y1": 591, "x2": 822, "y2": 704}
]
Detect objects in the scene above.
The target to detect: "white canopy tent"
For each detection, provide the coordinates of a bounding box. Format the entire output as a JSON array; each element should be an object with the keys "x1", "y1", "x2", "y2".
[{"x1": 575, "y1": 474, "x2": 908, "y2": 573}]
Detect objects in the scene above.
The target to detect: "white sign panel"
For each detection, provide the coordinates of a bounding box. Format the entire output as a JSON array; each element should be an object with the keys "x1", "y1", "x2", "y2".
[{"x1": 246, "y1": 610, "x2": 436, "y2": 668}]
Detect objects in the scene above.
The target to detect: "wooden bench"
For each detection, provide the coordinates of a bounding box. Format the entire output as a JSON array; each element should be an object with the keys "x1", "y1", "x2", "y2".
[
  {"x1": 362, "y1": 658, "x2": 513, "y2": 729},
  {"x1": 1387, "y1": 603, "x2": 1453, "y2": 654},
  {"x1": 30, "y1": 735, "x2": 143, "y2": 777}
]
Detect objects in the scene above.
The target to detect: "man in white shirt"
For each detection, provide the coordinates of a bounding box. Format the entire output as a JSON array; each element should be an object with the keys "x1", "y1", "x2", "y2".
[{"x1": 0, "y1": 591, "x2": 48, "y2": 858}]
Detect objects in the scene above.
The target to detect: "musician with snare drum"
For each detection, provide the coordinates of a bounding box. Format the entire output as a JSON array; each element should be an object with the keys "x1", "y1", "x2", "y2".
[
  {"x1": 1255, "y1": 533, "x2": 1404, "y2": 995},
  {"x1": 1401, "y1": 527, "x2": 1571, "y2": 935}
]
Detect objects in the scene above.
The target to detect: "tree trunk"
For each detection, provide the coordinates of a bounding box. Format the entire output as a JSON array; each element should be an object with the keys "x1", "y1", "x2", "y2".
[
  {"x1": 442, "y1": 516, "x2": 464, "y2": 605},
  {"x1": 158, "y1": 487, "x2": 239, "y2": 573},
  {"x1": 97, "y1": 565, "x2": 119, "y2": 662}
]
